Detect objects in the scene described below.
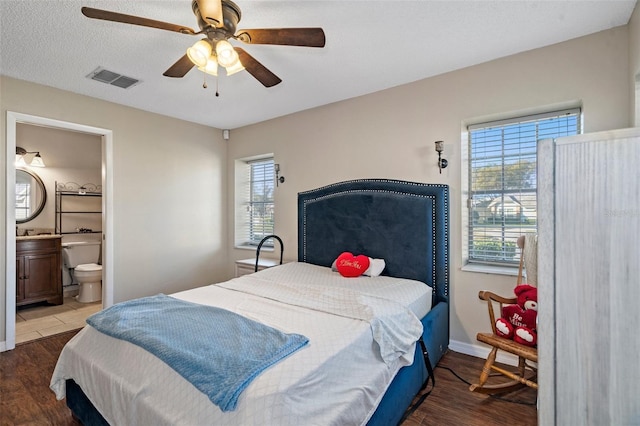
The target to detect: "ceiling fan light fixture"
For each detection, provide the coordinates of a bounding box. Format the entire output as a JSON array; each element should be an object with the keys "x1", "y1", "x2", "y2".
[
  {"x1": 198, "y1": 56, "x2": 219, "y2": 76},
  {"x1": 224, "y1": 59, "x2": 245, "y2": 76},
  {"x1": 215, "y1": 40, "x2": 239, "y2": 68},
  {"x1": 187, "y1": 39, "x2": 212, "y2": 67}
]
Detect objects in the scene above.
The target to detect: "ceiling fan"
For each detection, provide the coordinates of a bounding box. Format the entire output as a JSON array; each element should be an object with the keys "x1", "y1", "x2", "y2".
[{"x1": 81, "y1": 0, "x2": 326, "y2": 88}]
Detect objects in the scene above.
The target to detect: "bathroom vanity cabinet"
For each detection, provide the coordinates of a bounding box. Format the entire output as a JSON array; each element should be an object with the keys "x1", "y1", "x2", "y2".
[{"x1": 16, "y1": 236, "x2": 63, "y2": 307}]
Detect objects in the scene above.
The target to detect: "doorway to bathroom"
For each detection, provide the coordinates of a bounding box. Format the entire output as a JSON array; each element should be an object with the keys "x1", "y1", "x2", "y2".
[{"x1": 5, "y1": 112, "x2": 114, "y2": 351}]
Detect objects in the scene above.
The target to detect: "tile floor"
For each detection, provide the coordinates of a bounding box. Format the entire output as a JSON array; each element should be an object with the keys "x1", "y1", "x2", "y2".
[{"x1": 15, "y1": 297, "x2": 102, "y2": 344}]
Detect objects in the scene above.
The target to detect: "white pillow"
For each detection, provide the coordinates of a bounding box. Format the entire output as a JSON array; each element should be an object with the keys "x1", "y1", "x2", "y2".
[{"x1": 364, "y1": 258, "x2": 386, "y2": 277}]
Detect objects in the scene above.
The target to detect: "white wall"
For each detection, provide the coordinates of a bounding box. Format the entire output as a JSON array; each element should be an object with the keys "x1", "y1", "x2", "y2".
[
  {"x1": 630, "y1": 3, "x2": 640, "y2": 125},
  {"x1": 227, "y1": 26, "x2": 632, "y2": 352},
  {"x1": 1, "y1": 76, "x2": 228, "y2": 346}
]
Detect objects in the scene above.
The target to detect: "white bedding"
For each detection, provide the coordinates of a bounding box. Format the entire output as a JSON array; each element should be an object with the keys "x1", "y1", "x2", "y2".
[
  {"x1": 238, "y1": 262, "x2": 433, "y2": 319},
  {"x1": 50, "y1": 262, "x2": 431, "y2": 426}
]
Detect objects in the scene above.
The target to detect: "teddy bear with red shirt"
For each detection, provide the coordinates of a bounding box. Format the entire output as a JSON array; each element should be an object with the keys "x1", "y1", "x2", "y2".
[{"x1": 495, "y1": 284, "x2": 538, "y2": 347}]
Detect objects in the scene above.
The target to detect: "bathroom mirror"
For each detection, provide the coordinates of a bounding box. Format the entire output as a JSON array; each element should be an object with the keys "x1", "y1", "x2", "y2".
[{"x1": 16, "y1": 168, "x2": 47, "y2": 224}]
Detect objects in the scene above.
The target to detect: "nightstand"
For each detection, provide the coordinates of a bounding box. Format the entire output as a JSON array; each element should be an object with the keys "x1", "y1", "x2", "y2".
[{"x1": 235, "y1": 258, "x2": 281, "y2": 277}]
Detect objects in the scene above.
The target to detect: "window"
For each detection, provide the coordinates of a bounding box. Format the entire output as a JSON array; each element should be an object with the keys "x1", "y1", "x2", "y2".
[
  {"x1": 15, "y1": 181, "x2": 31, "y2": 221},
  {"x1": 467, "y1": 108, "x2": 580, "y2": 265},
  {"x1": 235, "y1": 157, "x2": 275, "y2": 248}
]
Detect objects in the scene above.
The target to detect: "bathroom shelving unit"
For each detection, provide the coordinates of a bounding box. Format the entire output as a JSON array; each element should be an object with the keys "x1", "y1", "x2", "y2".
[{"x1": 54, "y1": 182, "x2": 102, "y2": 235}]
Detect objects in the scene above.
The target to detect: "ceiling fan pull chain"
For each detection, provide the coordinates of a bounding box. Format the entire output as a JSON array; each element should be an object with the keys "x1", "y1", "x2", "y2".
[
  {"x1": 215, "y1": 75, "x2": 220, "y2": 97},
  {"x1": 202, "y1": 72, "x2": 208, "y2": 89}
]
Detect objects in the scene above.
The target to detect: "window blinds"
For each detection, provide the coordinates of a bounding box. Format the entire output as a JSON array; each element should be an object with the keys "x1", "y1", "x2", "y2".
[
  {"x1": 467, "y1": 108, "x2": 580, "y2": 264},
  {"x1": 15, "y1": 182, "x2": 30, "y2": 221},
  {"x1": 246, "y1": 158, "x2": 275, "y2": 246}
]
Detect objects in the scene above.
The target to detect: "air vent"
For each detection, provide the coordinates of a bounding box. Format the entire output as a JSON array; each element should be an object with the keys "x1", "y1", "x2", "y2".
[{"x1": 87, "y1": 67, "x2": 140, "y2": 89}]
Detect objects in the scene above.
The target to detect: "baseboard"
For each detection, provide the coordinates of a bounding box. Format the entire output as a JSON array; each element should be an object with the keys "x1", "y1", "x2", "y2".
[
  {"x1": 0, "y1": 340, "x2": 6, "y2": 352},
  {"x1": 448, "y1": 339, "x2": 519, "y2": 366},
  {"x1": 63, "y1": 286, "x2": 80, "y2": 298}
]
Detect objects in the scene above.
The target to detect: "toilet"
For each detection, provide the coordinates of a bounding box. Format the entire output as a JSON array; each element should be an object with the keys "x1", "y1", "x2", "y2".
[{"x1": 62, "y1": 241, "x2": 102, "y2": 303}]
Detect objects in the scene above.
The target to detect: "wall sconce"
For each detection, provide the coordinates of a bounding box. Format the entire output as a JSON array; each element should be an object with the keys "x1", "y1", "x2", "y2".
[
  {"x1": 434, "y1": 140, "x2": 447, "y2": 174},
  {"x1": 274, "y1": 163, "x2": 285, "y2": 187},
  {"x1": 16, "y1": 146, "x2": 46, "y2": 168}
]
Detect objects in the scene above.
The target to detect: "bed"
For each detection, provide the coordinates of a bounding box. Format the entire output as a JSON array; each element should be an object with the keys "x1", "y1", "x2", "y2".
[{"x1": 50, "y1": 178, "x2": 449, "y2": 425}]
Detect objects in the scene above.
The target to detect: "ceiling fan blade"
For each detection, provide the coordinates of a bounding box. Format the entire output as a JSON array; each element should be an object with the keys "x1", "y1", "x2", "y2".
[
  {"x1": 235, "y1": 48, "x2": 282, "y2": 88},
  {"x1": 236, "y1": 28, "x2": 325, "y2": 48},
  {"x1": 163, "y1": 54, "x2": 195, "y2": 78},
  {"x1": 195, "y1": 0, "x2": 224, "y2": 28},
  {"x1": 81, "y1": 7, "x2": 196, "y2": 35}
]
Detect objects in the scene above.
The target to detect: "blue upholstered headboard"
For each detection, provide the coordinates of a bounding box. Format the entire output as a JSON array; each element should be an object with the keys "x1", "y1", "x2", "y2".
[{"x1": 298, "y1": 179, "x2": 449, "y2": 305}]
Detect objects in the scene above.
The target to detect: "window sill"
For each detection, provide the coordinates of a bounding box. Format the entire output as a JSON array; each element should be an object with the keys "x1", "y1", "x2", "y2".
[
  {"x1": 461, "y1": 263, "x2": 519, "y2": 277},
  {"x1": 234, "y1": 245, "x2": 274, "y2": 252}
]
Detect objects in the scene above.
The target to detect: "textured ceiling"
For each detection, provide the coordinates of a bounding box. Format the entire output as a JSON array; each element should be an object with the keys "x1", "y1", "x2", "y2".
[{"x1": 1, "y1": 1, "x2": 637, "y2": 129}]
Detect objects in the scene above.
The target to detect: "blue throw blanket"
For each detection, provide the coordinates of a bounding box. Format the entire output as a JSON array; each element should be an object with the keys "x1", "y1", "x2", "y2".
[{"x1": 86, "y1": 294, "x2": 308, "y2": 411}]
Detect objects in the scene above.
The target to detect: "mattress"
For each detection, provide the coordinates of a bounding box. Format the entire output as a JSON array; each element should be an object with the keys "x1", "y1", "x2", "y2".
[
  {"x1": 50, "y1": 262, "x2": 431, "y2": 425},
  {"x1": 236, "y1": 262, "x2": 433, "y2": 319}
]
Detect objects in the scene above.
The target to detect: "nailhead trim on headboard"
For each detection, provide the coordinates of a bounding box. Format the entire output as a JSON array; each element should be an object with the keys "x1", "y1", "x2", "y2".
[{"x1": 298, "y1": 179, "x2": 449, "y2": 303}]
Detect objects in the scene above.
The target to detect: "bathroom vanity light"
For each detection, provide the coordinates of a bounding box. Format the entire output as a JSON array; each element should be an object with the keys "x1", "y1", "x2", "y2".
[
  {"x1": 434, "y1": 140, "x2": 447, "y2": 174},
  {"x1": 16, "y1": 147, "x2": 46, "y2": 168}
]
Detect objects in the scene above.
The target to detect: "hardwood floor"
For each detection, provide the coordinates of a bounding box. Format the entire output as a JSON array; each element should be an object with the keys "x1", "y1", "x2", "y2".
[
  {"x1": 0, "y1": 331, "x2": 537, "y2": 425},
  {"x1": 0, "y1": 329, "x2": 81, "y2": 425},
  {"x1": 405, "y1": 351, "x2": 538, "y2": 426}
]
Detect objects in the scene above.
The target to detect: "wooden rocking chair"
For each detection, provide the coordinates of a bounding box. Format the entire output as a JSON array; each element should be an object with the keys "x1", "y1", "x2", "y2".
[{"x1": 469, "y1": 235, "x2": 538, "y2": 394}]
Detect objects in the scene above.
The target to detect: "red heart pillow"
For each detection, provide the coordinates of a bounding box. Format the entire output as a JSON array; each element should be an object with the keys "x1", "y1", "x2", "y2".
[{"x1": 335, "y1": 252, "x2": 370, "y2": 278}]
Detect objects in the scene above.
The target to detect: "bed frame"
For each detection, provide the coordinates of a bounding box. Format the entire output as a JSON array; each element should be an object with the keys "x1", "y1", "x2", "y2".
[
  {"x1": 298, "y1": 178, "x2": 449, "y2": 425},
  {"x1": 65, "y1": 178, "x2": 449, "y2": 425}
]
